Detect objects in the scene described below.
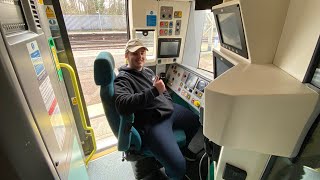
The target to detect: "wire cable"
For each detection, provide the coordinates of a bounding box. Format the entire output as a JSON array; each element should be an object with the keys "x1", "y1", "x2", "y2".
[{"x1": 199, "y1": 152, "x2": 207, "y2": 180}]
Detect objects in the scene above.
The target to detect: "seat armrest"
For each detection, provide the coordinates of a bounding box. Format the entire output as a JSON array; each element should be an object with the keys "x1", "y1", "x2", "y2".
[
  {"x1": 130, "y1": 127, "x2": 142, "y2": 151},
  {"x1": 118, "y1": 114, "x2": 134, "y2": 151}
]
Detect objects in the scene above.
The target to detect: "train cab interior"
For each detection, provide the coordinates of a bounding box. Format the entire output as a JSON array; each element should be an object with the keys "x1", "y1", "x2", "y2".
[{"x1": 1, "y1": 0, "x2": 320, "y2": 179}]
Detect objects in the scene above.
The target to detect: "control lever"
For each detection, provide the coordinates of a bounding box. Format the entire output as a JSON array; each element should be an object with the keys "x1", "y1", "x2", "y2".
[{"x1": 159, "y1": 72, "x2": 166, "y2": 83}]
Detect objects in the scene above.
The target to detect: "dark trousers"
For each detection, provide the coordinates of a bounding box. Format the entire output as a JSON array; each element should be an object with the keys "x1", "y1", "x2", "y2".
[{"x1": 142, "y1": 103, "x2": 200, "y2": 179}]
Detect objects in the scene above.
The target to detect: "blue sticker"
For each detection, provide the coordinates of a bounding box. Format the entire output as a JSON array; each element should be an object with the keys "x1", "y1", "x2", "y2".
[{"x1": 147, "y1": 15, "x2": 156, "y2": 26}]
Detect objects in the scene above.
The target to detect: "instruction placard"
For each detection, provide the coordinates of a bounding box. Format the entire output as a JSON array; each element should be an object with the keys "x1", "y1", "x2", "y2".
[
  {"x1": 26, "y1": 41, "x2": 66, "y2": 150},
  {"x1": 26, "y1": 41, "x2": 45, "y2": 80},
  {"x1": 146, "y1": 10, "x2": 156, "y2": 26}
]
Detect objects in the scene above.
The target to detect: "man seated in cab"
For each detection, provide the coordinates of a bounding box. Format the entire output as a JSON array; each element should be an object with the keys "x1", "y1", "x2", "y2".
[{"x1": 114, "y1": 39, "x2": 200, "y2": 179}]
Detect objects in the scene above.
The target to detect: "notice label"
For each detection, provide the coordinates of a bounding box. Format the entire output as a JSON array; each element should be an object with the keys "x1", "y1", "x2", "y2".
[
  {"x1": 146, "y1": 10, "x2": 157, "y2": 26},
  {"x1": 26, "y1": 41, "x2": 66, "y2": 151},
  {"x1": 38, "y1": 77, "x2": 55, "y2": 113},
  {"x1": 26, "y1": 41, "x2": 45, "y2": 80}
]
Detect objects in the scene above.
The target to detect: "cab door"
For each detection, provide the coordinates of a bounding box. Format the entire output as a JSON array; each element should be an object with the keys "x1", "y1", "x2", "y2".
[{"x1": 0, "y1": 1, "x2": 87, "y2": 179}]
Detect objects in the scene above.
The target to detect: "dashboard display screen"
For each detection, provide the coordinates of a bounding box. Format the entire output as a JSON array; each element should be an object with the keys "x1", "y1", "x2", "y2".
[
  {"x1": 185, "y1": 74, "x2": 198, "y2": 90},
  {"x1": 196, "y1": 80, "x2": 208, "y2": 92}
]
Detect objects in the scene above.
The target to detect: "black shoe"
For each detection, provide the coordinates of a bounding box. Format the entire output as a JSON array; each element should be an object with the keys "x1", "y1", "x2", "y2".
[{"x1": 183, "y1": 148, "x2": 197, "y2": 162}]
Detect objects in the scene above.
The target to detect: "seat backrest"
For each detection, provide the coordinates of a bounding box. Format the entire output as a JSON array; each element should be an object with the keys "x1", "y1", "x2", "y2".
[
  {"x1": 94, "y1": 52, "x2": 119, "y2": 136},
  {"x1": 94, "y1": 52, "x2": 142, "y2": 152}
]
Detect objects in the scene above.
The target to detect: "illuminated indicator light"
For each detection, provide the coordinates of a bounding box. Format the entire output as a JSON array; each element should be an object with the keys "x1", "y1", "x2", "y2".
[
  {"x1": 199, "y1": 93, "x2": 202, "y2": 97},
  {"x1": 193, "y1": 100, "x2": 200, "y2": 107}
]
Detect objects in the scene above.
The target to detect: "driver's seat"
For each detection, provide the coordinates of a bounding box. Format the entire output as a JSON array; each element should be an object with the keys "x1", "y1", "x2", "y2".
[{"x1": 93, "y1": 51, "x2": 186, "y2": 178}]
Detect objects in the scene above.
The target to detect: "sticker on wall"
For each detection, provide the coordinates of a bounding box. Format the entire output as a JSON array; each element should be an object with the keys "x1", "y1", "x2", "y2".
[
  {"x1": 46, "y1": 8, "x2": 61, "y2": 37},
  {"x1": 38, "y1": 0, "x2": 43, "y2": 5},
  {"x1": 26, "y1": 41, "x2": 66, "y2": 151},
  {"x1": 48, "y1": 19, "x2": 59, "y2": 31},
  {"x1": 26, "y1": 41, "x2": 46, "y2": 81},
  {"x1": 45, "y1": 5, "x2": 56, "y2": 19},
  {"x1": 40, "y1": 76, "x2": 66, "y2": 151},
  {"x1": 39, "y1": 77, "x2": 56, "y2": 112},
  {"x1": 146, "y1": 10, "x2": 157, "y2": 26},
  {"x1": 71, "y1": 97, "x2": 78, "y2": 105}
]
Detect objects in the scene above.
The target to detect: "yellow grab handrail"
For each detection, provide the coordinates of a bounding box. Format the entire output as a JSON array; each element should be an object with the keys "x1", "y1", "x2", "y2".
[{"x1": 59, "y1": 63, "x2": 96, "y2": 166}]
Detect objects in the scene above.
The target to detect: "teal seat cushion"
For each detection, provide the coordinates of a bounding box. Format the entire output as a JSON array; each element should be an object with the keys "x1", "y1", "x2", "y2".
[{"x1": 174, "y1": 129, "x2": 186, "y2": 148}]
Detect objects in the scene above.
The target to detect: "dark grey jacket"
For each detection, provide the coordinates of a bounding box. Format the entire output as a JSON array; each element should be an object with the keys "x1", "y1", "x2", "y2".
[{"x1": 114, "y1": 65, "x2": 173, "y2": 128}]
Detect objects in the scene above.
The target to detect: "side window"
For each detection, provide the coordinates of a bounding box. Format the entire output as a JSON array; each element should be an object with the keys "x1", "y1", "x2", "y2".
[
  {"x1": 61, "y1": 0, "x2": 128, "y2": 73},
  {"x1": 60, "y1": 0, "x2": 129, "y2": 149},
  {"x1": 198, "y1": 11, "x2": 220, "y2": 72}
]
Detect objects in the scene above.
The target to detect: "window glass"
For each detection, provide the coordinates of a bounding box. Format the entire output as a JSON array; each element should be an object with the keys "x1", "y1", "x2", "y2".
[
  {"x1": 266, "y1": 120, "x2": 320, "y2": 179},
  {"x1": 60, "y1": 0, "x2": 128, "y2": 150},
  {"x1": 198, "y1": 11, "x2": 220, "y2": 72},
  {"x1": 135, "y1": 30, "x2": 155, "y2": 59},
  {"x1": 311, "y1": 66, "x2": 320, "y2": 88}
]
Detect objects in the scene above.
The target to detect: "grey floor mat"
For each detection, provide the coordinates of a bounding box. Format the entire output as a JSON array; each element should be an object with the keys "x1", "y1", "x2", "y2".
[{"x1": 88, "y1": 151, "x2": 135, "y2": 180}]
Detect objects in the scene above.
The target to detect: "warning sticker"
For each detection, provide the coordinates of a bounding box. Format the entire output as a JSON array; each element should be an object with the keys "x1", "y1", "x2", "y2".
[{"x1": 45, "y1": 5, "x2": 56, "y2": 19}]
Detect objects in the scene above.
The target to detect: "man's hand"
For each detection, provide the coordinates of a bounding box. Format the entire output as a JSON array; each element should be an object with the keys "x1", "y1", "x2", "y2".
[{"x1": 153, "y1": 76, "x2": 166, "y2": 94}]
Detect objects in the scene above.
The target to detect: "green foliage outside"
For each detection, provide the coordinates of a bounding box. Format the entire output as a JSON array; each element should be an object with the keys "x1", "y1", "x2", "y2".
[{"x1": 60, "y1": 0, "x2": 125, "y2": 15}]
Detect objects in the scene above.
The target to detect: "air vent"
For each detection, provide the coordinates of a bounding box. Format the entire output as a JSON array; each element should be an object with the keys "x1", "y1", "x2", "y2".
[
  {"x1": 2, "y1": 23, "x2": 26, "y2": 34},
  {"x1": 0, "y1": 0, "x2": 19, "y2": 5},
  {"x1": 29, "y1": 0, "x2": 41, "y2": 28}
]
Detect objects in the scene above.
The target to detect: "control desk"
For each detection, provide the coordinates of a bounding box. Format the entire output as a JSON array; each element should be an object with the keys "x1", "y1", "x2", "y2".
[{"x1": 166, "y1": 64, "x2": 211, "y2": 112}]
